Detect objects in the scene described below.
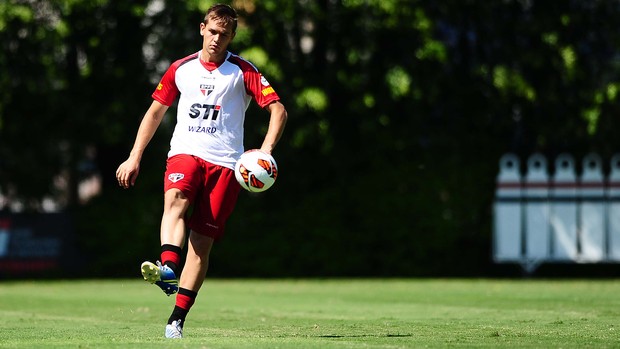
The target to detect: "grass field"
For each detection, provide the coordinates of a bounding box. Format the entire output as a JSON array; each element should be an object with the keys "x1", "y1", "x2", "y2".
[{"x1": 0, "y1": 278, "x2": 618, "y2": 348}]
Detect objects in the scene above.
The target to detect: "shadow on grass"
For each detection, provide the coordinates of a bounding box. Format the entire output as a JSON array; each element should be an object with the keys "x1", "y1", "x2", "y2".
[{"x1": 318, "y1": 334, "x2": 413, "y2": 338}]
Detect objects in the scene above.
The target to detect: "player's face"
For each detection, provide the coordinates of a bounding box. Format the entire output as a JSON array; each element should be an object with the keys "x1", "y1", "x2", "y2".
[{"x1": 200, "y1": 18, "x2": 235, "y2": 60}]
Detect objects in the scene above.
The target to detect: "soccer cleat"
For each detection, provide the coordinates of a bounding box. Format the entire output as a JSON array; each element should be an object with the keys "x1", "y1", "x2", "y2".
[
  {"x1": 165, "y1": 319, "x2": 183, "y2": 339},
  {"x1": 140, "y1": 261, "x2": 178, "y2": 296}
]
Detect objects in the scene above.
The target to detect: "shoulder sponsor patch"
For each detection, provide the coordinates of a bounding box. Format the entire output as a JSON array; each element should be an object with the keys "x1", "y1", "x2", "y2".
[
  {"x1": 261, "y1": 87, "x2": 275, "y2": 96},
  {"x1": 260, "y1": 75, "x2": 270, "y2": 86}
]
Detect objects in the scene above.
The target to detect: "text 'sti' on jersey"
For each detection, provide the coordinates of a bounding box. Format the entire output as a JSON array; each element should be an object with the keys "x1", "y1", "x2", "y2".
[{"x1": 152, "y1": 51, "x2": 280, "y2": 169}]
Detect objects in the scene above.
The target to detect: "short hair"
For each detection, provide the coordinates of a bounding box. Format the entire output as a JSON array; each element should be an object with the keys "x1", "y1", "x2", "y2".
[{"x1": 204, "y1": 4, "x2": 238, "y2": 33}]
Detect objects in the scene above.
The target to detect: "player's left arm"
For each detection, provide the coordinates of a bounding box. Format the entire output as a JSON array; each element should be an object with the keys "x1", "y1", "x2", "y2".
[{"x1": 260, "y1": 101, "x2": 287, "y2": 155}]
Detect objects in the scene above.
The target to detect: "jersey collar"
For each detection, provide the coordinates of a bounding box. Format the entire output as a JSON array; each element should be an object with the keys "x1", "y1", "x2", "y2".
[{"x1": 198, "y1": 51, "x2": 230, "y2": 72}]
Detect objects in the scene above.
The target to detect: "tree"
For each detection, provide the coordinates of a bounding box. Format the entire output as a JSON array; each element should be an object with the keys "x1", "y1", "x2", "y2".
[{"x1": 1, "y1": 0, "x2": 620, "y2": 276}]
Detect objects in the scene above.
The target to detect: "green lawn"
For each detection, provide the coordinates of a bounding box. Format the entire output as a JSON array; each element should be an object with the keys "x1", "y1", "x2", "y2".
[{"x1": 0, "y1": 279, "x2": 618, "y2": 348}]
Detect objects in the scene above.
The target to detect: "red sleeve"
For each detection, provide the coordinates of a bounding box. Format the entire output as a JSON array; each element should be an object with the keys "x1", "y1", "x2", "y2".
[
  {"x1": 151, "y1": 56, "x2": 191, "y2": 106},
  {"x1": 244, "y1": 70, "x2": 280, "y2": 108},
  {"x1": 228, "y1": 55, "x2": 280, "y2": 108}
]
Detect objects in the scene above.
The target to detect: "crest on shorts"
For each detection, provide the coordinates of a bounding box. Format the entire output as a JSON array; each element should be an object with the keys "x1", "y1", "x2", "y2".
[{"x1": 168, "y1": 173, "x2": 184, "y2": 183}]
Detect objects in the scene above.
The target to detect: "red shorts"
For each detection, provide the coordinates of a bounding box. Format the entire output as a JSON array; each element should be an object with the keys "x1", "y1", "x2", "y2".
[{"x1": 164, "y1": 154, "x2": 241, "y2": 240}]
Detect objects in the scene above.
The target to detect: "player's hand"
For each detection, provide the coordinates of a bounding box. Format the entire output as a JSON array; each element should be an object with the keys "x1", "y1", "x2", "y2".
[{"x1": 116, "y1": 158, "x2": 140, "y2": 189}]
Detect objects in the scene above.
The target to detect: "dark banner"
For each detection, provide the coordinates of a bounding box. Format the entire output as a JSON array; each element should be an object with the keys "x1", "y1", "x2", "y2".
[{"x1": 0, "y1": 213, "x2": 78, "y2": 277}]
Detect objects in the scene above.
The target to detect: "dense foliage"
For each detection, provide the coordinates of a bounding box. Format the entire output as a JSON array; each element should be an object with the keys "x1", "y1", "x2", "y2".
[{"x1": 1, "y1": 0, "x2": 619, "y2": 276}]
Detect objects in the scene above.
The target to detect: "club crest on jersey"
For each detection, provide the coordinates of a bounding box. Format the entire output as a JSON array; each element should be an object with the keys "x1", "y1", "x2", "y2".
[
  {"x1": 168, "y1": 173, "x2": 185, "y2": 183},
  {"x1": 200, "y1": 84, "x2": 214, "y2": 96}
]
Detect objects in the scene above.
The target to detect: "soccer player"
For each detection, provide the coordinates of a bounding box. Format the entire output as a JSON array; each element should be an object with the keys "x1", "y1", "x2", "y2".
[{"x1": 115, "y1": 4, "x2": 287, "y2": 338}]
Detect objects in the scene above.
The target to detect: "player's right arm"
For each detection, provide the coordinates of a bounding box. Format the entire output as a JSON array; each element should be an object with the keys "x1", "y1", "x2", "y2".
[{"x1": 116, "y1": 100, "x2": 169, "y2": 189}]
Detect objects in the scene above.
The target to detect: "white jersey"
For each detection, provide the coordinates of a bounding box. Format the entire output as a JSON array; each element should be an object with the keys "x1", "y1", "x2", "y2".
[{"x1": 152, "y1": 51, "x2": 280, "y2": 169}]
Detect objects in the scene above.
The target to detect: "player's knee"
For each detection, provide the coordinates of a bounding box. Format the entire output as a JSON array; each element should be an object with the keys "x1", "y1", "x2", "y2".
[{"x1": 164, "y1": 188, "x2": 190, "y2": 212}]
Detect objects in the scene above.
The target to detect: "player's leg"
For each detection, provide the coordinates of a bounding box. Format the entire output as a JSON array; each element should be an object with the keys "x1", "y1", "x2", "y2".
[
  {"x1": 164, "y1": 161, "x2": 240, "y2": 338},
  {"x1": 142, "y1": 155, "x2": 201, "y2": 296},
  {"x1": 164, "y1": 231, "x2": 213, "y2": 338},
  {"x1": 141, "y1": 189, "x2": 189, "y2": 295},
  {"x1": 161, "y1": 188, "x2": 190, "y2": 247},
  {"x1": 180, "y1": 231, "x2": 214, "y2": 291}
]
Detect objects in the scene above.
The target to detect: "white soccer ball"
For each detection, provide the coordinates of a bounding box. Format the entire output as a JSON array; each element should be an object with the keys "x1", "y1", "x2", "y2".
[{"x1": 234, "y1": 150, "x2": 278, "y2": 192}]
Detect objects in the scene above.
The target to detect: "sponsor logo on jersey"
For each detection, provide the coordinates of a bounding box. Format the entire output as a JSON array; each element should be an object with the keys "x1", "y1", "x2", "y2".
[
  {"x1": 168, "y1": 173, "x2": 185, "y2": 183},
  {"x1": 261, "y1": 87, "x2": 275, "y2": 96},
  {"x1": 200, "y1": 84, "x2": 214, "y2": 96},
  {"x1": 188, "y1": 125, "x2": 217, "y2": 134},
  {"x1": 189, "y1": 103, "x2": 221, "y2": 120}
]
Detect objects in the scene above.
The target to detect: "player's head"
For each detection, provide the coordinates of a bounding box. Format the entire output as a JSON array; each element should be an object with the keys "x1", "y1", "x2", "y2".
[
  {"x1": 204, "y1": 4, "x2": 238, "y2": 33},
  {"x1": 200, "y1": 4, "x2": 237, "y2": 59}
]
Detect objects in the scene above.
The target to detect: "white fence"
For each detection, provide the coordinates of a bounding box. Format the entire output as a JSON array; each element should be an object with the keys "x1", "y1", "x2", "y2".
[{"x1": 493, "y1": 153, "x2": 620, "y2": 273}]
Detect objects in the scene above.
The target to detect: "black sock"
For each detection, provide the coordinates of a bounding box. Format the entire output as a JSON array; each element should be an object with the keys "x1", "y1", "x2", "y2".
[
  {"x1": 161, "y1": 244, "x2": 183, "y2": 275},
  {"x1": 168, "y1": 288, "x2": 198, "y2": 325},
  {"x1": 168, "y1": 306, "x2": 188, "y2": 325}
]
